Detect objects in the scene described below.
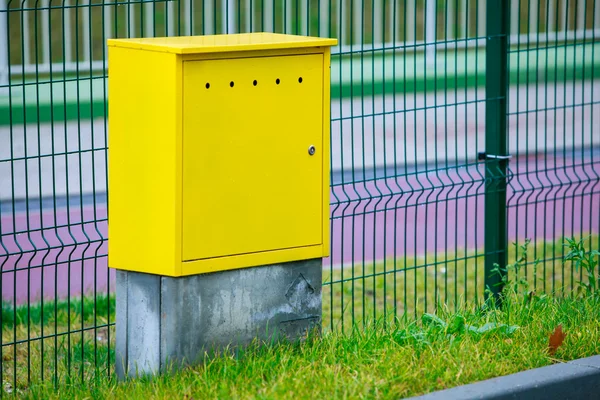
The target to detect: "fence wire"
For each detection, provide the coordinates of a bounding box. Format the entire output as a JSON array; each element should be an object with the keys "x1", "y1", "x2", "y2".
[{"x1": 0, "y1": 0, "x2": 599, "y2": 391}]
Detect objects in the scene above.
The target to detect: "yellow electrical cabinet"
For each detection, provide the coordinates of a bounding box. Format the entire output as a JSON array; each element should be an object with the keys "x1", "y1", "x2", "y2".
[{"x1": 107, "y1": 33, "x2": 337, "y2": 277}]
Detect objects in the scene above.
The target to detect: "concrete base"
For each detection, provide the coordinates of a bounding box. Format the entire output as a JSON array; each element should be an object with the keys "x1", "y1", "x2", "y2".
[{"x1": 115, "y1": 259, "x2": 322, "y2": 380}]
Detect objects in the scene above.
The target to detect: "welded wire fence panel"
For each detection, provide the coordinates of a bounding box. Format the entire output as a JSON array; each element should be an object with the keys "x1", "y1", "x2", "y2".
[
  {"x1": 506, "y1": 1, "x2": 600, "y2": 296},
  {"x1": 1, "y1": 0, "x2": 113, "y2": 392},
  {"x1": 327, "y1": 1, "x2": 491, "y2": 331},
  {"x1": 325, "y1": 0, "x2": 599, "y2": 331},
  {"x1": 0, "y1": 0, "x2": 599, "y2": 391}
]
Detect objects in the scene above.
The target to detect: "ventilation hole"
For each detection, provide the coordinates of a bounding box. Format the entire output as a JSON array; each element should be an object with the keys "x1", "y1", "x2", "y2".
[
  {"x1": 276, "y1": 78, "x2": 280, "y2": 85},
  {"x1": 298, "y1": 77, "x2": 303, "y2": 83},
  {"x1": 230, "y1": 81, "x2": 235, "y2": 87},
  {"x1": 205, "y1": 83, "x2": 210, "y2": 89},
  {"x1": 253, "y1": 80, "x2": 258, "y2": 86}
]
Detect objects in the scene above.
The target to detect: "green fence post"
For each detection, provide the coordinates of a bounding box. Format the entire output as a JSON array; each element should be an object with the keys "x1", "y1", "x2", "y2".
[{"x1": 484, "y1": 0, "x2": 510, "y2": 304}]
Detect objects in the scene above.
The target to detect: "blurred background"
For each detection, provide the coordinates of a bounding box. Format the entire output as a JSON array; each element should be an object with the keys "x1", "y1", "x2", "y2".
[{"x1": 0, "y1": 1, "x2": 598, "y2": 381}]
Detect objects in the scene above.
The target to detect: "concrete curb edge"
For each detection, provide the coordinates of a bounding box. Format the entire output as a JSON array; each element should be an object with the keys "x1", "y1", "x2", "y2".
[{"x1": 407, "y1": 355, "x2": 600, "y2": 400}]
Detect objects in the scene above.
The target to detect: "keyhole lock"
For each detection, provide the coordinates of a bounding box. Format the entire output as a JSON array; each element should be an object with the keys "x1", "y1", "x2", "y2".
[{"x1": 308, "y1": 145, "x2": 316, "y2": 156}]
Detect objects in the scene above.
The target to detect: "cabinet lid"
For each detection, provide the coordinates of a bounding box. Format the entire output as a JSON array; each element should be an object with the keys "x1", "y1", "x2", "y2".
[{"x1": 107, "y1": 32, "x2": 337, "y2": 54}]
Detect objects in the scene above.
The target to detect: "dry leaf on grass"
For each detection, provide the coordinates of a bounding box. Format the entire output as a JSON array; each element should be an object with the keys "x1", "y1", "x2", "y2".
[{"x1": 548, "y1": 324, "x2": 566, "y2": 355}]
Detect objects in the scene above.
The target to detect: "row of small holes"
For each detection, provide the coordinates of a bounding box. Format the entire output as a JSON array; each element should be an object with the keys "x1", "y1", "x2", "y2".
[{"x1": 205, "y1": 77, "x2": 303, "y2": 89}]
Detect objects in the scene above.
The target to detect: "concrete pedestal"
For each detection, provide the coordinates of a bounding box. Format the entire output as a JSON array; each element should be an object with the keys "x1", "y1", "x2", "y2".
[{"x1": 115, "y1": 259, "x2": 322, "y2": 379}]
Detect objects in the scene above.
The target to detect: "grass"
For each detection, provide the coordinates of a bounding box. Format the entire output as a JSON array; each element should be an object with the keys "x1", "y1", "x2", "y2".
[
  {"x1": 1, "y1": 235, "x2": 599, "y2": 398},
  {"x1": 2, "y1": 294, "x2": 114, "y2": 330},
  {"x1": 322, "y1": 234, "x2": 600, "y2": 332},
  {"x1": 1, "y1": 294, "x2": 115, "y2": 393},
  {"x1": 16, "y1": 292, "x2": 600, "y2": 399}
]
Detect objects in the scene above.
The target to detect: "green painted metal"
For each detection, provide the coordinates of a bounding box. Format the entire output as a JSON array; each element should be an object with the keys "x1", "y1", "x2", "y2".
[{"x1": 483, "y1": 0, "x2": 509, "y2": 303}]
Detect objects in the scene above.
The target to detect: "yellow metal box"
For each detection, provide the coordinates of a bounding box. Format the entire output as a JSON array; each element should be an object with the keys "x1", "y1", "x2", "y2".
[{"x1": 107, "y1": 33, "x2": 337, "y2": 277}]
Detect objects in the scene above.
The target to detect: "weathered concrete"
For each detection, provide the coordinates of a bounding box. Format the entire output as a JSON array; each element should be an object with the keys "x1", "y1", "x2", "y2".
[
  {"x1": 408, "y1": 355, "x2": 600, "y2": 400},
  {"x1": 116, "y1": 258, "x2": 322, "y2": 379}
]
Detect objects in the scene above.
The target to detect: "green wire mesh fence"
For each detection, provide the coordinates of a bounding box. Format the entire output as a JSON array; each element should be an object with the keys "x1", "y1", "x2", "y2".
[{"x1": 0, "y1": 0, "x2": 599, "y2": 391}]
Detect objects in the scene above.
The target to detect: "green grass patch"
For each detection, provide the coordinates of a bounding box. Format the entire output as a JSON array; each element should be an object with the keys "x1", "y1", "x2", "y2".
[
  {"x1": 1, "y1": 294, "x2": 116, "y2": 393},
  {"x1": 2, "y1": 235, "x2": 599, "y2": 398},
  {"x1": 323, "y1": 234, "x2": 600, "y2": 333},
  {"x1": 15, "y1": 292, "x2": 600, "y2": 399},
  {"x1": 2, "y1": 294, "x2": 114, "y2": 330}
]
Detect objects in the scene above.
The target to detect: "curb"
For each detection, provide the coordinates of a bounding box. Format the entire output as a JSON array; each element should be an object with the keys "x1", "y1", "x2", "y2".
[{"x1": 407, "y1": 355, "x2": 600, "y2": 400}]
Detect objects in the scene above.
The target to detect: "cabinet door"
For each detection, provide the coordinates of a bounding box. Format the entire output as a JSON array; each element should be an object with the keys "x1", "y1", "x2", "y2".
[{"x1": 182, "y1": 54, "x2": 323, "y2": 261}]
